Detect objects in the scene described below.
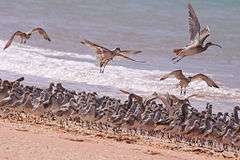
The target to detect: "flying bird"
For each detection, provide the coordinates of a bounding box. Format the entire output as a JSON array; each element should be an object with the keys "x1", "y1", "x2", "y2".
[
  {"x1": 172, "y1": 3, "x2": 222, "y2": 63},
  {"x1": 160, "y1": 70, "x2": 219, "y2": 95},
  {"x1": 4, "y1": 27, "x2": 51, "y2": 50},
  {"x1": 81, "y1": 39, "x2": 144, "y2": 73}
]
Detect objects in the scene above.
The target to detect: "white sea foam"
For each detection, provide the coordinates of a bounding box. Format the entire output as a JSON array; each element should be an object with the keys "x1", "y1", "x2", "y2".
[{"x1": 0, "y1": 40, "x2": 239, "y2": 112}]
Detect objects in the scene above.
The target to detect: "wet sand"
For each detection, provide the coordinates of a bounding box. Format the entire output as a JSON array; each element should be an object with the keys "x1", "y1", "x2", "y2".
[{"x1": 0, "y1": 119, "x2": 233, "y2": 160}]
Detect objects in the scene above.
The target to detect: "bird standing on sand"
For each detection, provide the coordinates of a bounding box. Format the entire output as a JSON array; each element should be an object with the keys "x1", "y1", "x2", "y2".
[
  {"x1": 4, "y1": 27, "x2": 51, "y2": 50},
  {"x1": 160, "y1": 70, "x2": 219, "y2": 95},
  {"x1": 80, "y1": 39, "x2": 144, "y2": 73},
  {"x1": 119, "y1": 89, "x2": 159, "y2": 106},
  {"x1": 172, "y1": 3, "x2": 222, "y2": 63}
]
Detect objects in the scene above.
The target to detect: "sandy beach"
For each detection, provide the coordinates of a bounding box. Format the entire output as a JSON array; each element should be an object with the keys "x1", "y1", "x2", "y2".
[{"x1": 0, "y1": 119, "x2": 234, "y2": 160}]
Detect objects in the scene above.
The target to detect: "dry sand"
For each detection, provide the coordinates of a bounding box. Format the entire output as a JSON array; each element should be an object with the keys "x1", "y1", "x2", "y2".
[{"x1": 0, "y1": 119, "x2": 235, "y2": 160}]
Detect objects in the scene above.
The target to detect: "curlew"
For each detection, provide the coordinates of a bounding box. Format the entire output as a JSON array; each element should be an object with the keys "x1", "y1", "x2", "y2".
[
  {"x1": 81, "y1": 39, "x2": 144, "y2": 73},
  {"x1": 4, "y1": 27, "x2": 51, "y2": 50},
  {"x1": 172, "y1": 3, "x2": 222, "y2": 63},
  {"x1": 160, "y1": 70, "x2": 219, "y2": 95}
]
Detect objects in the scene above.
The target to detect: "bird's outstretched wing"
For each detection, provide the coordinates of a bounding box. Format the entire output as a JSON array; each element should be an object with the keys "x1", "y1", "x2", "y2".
[
  {"x1": 119, "y1": 89, "x2": 143, "y2": 102},
  {"x1": 160, "y1": 70, "x2": 186, "y2": 81},
  {"x1": 31, "y1": 27, "x2": 51, "y2": 41},
  {"x1": 146, "y1": 94, "x2": 171, "y2": 108},
  {"x1": 4, "y1": 31, "x2": 25, "y2": 50},
  {"x1": 143, "y1": 93, "x2": 167, "y2": 106},
  {"x1": 116, "y1": 53, "x2": 145, "y2": 63},
  {"x1": 120, "y1": 50, "x2": 142, "y2": 54},
  {"x1": 80, "y1": 39, "x2": 111, "y2": 54},
  {"x1": 188, "y1": 3, "x2": 201, "y2": 42},
  {"x1": 191, "y1": 74, "x2": 219, "y2": 88}
]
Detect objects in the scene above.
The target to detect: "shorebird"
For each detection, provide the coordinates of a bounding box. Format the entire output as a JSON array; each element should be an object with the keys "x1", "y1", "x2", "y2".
[
  {"x1": 18, "y1": 93, "x2": 34, "y2": 112},
  {"x1": 0, "y1": 92, "x2": 19, "y2": 106},
  {"x1": 160, "y1": 70, "x2": 219, "y2": 95},
  {"x1": 11, "y1": 91, "x2": 30, "y2": 108},
  {"x1": 81, "y1": 39, "x2": 144, "y2": 73},
  {"x1": 4, "y1": 27, "x2": 51, "y2": 50},
  {"x1": 172, "y1": 3, "x2": 222, "y2": 63},
  {"x1": 119, "y1": 89, "x2": 159, "y2": 106},
  {"x1": 233, "y1": 106, "x2": 240, "y2": 124}
]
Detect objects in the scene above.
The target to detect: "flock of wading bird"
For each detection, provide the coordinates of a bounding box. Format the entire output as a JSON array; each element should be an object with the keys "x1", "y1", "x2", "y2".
[
  {"x1": 0, "y1": 76, "x2": 240, "y2": 153},
  {"x1": 0, "y1": 3, "x2": 240, "y2": 154}
]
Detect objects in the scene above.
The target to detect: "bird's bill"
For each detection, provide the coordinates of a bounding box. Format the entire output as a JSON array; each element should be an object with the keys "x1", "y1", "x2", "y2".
[
  {"x1": 119, "y1": 89, "x2": 131, "y2": 95},
  {"x1": 117, "y1": 53, "x2": 146, "y2": 63},
  {"x1": 160, "y1": 77, "x2": 165, "y2": 81},
  {"x1": 212, "y1": 43, "x2": 222, "y2": 48}
]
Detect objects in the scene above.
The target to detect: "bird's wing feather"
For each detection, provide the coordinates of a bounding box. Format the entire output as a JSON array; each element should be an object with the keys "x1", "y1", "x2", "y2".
[
  {"x1": 154, "y1": 95, "x2": 171, "y2": 108},
  {"x1": 4, "y1": 31, "x2": 24, "y2": 50},
  {"x1": 188, "y1": 3, "x2": 201, "y2": 41},
  {"x1": 31, "y1": 28, "x2": 51, "y2": 41},
  {"x1": 120, "y1": 89, "x2": 143, "y2": 102},
  {"x1": 143, "y1": 96, "x2": 158, "y2": 105},
  {"x1": 80, "y1": 39, "x2": 111, "y2": 54},
  {"x1": 116, "y1": 53, "x2": 145, "y2": 63},
  {"x1": 191, "y1": 74, "x2": 219, "y2": 88},
  {"x1": 160, "y1": 70, "x2": 186, "y2": 81}
]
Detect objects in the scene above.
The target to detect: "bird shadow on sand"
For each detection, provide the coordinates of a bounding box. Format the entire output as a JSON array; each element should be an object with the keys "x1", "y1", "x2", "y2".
[
  {"x1": 15, "y1": 128, "x2": 29, "y2": 132},
  {"x1": 63, "y1": 137, "x2": 85, "y2": 143},
  {"x1": 143, "y1": 149, "x2": 162, "y2": 156}
]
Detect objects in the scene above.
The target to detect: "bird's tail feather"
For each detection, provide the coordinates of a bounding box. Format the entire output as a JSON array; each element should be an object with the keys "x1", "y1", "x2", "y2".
[{"x1": 213, "y1": 83, "x2": 220, "y2": 88}]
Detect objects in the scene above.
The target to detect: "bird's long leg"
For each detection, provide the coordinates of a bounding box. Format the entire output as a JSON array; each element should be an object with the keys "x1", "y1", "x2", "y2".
[
  {"x1": 173, "y1": 56, "x2": 185, "y2": 64},
  {"x1": 184, "y1": 88, "x2": 187, "y2": 95},
  {"x1": 102, "y1": 60, "x2": 111, "y2": 73},
  {"x1": 20, "y1": 38, "x2": 23, "y2": 44},
  {"x1": 172, "y1": 56, "x2": 178, "y2": 61},
  {"x1": 102, "y1": 63, "x2": 107, "y2": 73},
  {"x1": 99, "y1": 61, "x2": 104, "y2": 73}
]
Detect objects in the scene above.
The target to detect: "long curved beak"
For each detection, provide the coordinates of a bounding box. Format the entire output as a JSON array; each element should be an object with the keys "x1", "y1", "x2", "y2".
[{"x1": 212, "y1": 43, "x2": 222, "y2": 48}]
